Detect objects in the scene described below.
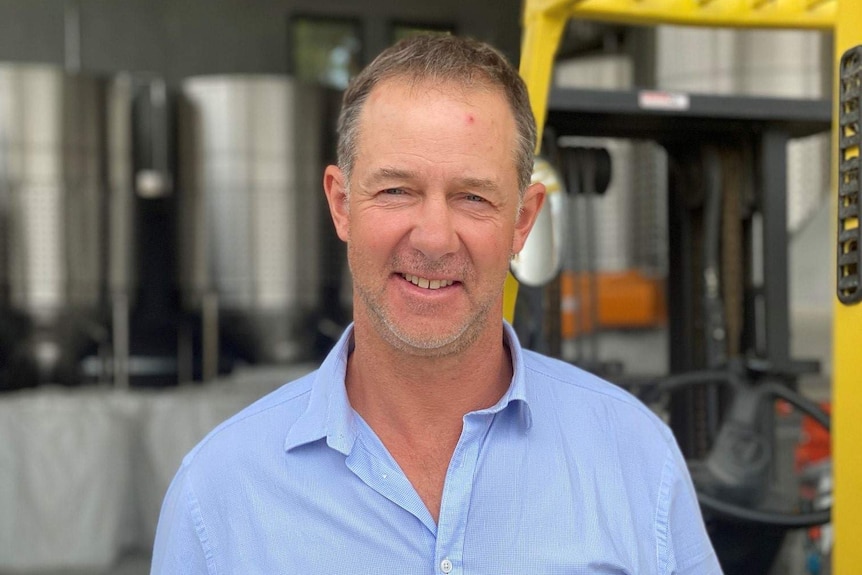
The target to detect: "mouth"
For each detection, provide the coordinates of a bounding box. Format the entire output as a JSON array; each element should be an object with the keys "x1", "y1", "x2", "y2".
[{"x1": 400, "y1": 273, "x2": 456, "y2": 290}]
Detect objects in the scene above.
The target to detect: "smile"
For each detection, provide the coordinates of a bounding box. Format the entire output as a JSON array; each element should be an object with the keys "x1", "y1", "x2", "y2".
[{"x1": 401, "y1": 274, "x2": 455, "y2": 290}]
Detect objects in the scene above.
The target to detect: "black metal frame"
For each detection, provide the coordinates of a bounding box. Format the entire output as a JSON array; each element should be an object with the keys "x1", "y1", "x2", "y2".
[
  {"x1": 544, "y1": 87, "x2": 831, "y2": 456},
  {"x1": 838, "y1": 46, "x2": 862, "y2": 304}
]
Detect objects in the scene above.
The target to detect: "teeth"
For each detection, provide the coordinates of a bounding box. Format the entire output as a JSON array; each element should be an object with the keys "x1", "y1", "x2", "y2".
[{"x1": 402, "y1": 274, "x2": 454, "y2": 290}]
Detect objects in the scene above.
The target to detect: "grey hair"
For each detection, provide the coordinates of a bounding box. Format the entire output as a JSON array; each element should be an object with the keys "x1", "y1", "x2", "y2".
[{"x1": 336, "y1": 34, "x2": 537, "y2": 195}]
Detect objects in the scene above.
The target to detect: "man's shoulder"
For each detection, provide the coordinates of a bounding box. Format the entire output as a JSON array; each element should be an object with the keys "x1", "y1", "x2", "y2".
[
  {"x1": 521, "y1": 349, "x2": 673, "y2": 442},
  {"x1": 182, "y1": 370, "x2": 318, "y2": 468},
  {"x1": 522, "y1": 348, "x2": 643, "y2": 404}
]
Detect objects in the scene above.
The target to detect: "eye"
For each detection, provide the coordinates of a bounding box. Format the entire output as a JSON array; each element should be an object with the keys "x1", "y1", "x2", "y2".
[
  {"x1": 464, "y1": 194, "x2": 486, "y2": 203},
  {"x1": 383, "y1": 188, "x2": 406, "y2": 195}
]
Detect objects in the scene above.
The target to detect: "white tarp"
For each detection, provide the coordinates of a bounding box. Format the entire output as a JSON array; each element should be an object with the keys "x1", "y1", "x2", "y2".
[{"x1": 0, "y1": 364, "x2": 312, "y2": 572}]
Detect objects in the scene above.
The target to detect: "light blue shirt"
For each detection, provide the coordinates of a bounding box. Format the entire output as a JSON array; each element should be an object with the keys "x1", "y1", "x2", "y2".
[{"x1": 151, "y1": 323, "x2": 722, "y2": 574}]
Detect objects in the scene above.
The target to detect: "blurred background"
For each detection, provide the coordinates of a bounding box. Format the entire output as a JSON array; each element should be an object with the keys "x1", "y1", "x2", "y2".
[{"x1": 0, "y1": 1, "x2": 834, "y2": 573}]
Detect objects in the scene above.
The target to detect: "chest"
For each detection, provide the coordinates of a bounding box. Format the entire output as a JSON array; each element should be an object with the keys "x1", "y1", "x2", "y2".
[
  {"x1": 203, "y1": 424, "x2": 658, "y2": 575},
  {"x1": 213, "y1": 487, "x2": 646, "y2": 575},
  {"x1": 387, "y1": 441, "x2": 454, "y2": 523}
]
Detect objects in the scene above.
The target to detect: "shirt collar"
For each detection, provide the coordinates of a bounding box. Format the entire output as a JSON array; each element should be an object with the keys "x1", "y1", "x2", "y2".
[
  {"x1": 499, "y1": 321, "x2": 533, "y2": 429},
  {"x1": 284, "y1": 325, "x2": 357, "y2": 454},
  {"x1": 284, "y1": 321, "x2": 532, "y2": 454}
]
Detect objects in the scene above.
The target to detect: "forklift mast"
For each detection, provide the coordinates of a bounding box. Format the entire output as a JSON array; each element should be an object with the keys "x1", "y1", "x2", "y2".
[{"x1": 516, "y1": 0, "x2": 862, "y2": 571}]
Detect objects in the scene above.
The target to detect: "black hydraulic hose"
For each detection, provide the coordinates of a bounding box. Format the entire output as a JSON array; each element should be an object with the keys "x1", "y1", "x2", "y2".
[
  {"x1": 639, "y1": 369, "x2": 744, "y2": 405},
  {"x1": 698, "y1": 492, "x2": 831, "y2": 527},
  {"x1": 702, "y1": 148, "x2": 727, "y2": 369},
  {"x1": 644, "y1": 371, "x2": 829, "y2": 431},
  {"x1": 644, "y1": 370, "x2": 832, "y2": 527},
  {"x1": 760, "y1": 382, "x2": 830, "y2": 431}
]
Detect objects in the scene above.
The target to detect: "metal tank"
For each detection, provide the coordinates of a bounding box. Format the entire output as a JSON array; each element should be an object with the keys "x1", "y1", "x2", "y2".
[
  {"x1": 655, "y1": 27, "x2": 830, "y2": 234},
  {"x1": 178, "y1": 75, "x2": 326, "y2": 374},
  {"x1": 0, "y1": 64, "x2": 135, "y2": 388}
]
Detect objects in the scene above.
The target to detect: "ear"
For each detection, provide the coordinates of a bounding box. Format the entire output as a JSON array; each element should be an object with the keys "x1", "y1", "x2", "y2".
[
  {"x1": 511, "y1": 182, "x2": 546, "y2": 254},
  {"x1": 323, "y1": 165, "x2": 350, "y2": 242}
]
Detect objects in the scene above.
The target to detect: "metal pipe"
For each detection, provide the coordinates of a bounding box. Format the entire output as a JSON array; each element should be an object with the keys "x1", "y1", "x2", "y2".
[
  {"x1": 202, "y1": 292, "x2": 219, "y2": 381},
  {"x1": 112, "y1": 293, "x2": 129, "y2": 388},
  {"x1": 64, "y1": 0, "x2": 82, "y2": 74}
]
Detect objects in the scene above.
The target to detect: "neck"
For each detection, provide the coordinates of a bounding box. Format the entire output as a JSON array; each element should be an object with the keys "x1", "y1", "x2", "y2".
[{"x1": 345, "y1": 318, "x2": 513, "y2": 440}]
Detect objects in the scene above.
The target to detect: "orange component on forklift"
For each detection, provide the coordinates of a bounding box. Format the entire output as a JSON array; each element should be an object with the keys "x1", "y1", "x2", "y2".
[
  {"x1": 795, "y1": 402, "x2": 832, "y2": 472},
  {"x1": 559, "y1": 270, "x2": 666, "y2": 338}
]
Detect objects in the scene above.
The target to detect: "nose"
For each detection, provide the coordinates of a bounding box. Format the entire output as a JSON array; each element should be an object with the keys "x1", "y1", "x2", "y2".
[{"x1": 409, "y1": 195, "x2": 460, "y2": 261}]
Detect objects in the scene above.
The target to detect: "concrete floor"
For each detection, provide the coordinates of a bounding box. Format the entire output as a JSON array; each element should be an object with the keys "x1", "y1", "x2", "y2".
[{"x1": 16, "y1": 552, "x2": 151, "y2": 575}]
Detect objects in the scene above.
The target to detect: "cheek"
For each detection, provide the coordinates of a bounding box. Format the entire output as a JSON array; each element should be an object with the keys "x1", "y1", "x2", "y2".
[
  {"x1": 460, "y1": 222, "x2": 514, "y2": 265},
  {"x1": 350, "y1": 214, "x2": 405, "y2": 257}
]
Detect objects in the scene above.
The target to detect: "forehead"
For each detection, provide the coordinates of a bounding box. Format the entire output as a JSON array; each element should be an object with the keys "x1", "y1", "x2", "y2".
[
  {"x1": 364, "y1": 75, "x2": 509, "y2": 117},
  {"x1": 354, "y1": 77, "x2": 518, "y2": 169}
]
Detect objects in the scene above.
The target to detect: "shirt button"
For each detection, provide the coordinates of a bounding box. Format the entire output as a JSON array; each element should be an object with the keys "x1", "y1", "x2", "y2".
[{"x1": 440, "y1": 559, "x2": 453, "y2": 573}]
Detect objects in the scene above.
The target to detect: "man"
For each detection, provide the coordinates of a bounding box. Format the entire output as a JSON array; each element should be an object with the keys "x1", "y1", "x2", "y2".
[{"x1": 152, "y1": 35, "x2": 722, "y2": 574}]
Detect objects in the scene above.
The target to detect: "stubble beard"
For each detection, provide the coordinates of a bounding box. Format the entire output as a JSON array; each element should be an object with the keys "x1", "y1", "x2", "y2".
[{"x1": 350, "y1": 250, "x2": 499, "y2": 358}]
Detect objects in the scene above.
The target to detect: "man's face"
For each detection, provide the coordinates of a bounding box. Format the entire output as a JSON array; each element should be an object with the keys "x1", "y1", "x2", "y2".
[{"x1": 324, "y1": 78, "x2": 544, "y2": 357}]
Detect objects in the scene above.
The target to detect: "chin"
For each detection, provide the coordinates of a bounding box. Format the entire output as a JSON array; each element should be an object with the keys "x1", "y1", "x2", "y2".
[{"x1": 378, "y1": 319, "x2": 481, "y2": 358}]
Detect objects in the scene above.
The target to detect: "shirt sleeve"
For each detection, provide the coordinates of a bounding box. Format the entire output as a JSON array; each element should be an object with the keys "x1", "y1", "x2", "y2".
[
  {"x1": 150, "y1": 465, "x2": 213, "y2": 575},
  {"x1": 657, "y1": 442, "x2": 724, "y2": 575}
]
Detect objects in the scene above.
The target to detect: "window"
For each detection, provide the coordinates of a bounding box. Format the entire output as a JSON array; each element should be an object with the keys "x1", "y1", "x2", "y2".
[{"x1": 290, "y1": 16, "x2": 362, "y2": 89}]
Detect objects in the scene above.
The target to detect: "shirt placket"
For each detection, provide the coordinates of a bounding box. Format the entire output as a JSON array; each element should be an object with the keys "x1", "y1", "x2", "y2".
[
  {"x1": 344, "y1": 431, "x2": 437, "y2": 533},
  {"x1": 434, "y1": 412, "x2": 493, "y2": 575}
]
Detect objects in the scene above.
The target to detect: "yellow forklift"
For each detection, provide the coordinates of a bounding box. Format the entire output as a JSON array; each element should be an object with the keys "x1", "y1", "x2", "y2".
[{"x1": 511, "y1": 0, "x2": 861, "y2": 572}]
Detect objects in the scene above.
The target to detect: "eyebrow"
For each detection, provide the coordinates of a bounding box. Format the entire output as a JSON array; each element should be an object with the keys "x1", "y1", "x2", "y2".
[
  {"x1": 360, "y1": 167, "x2": 416, "y2": 189},
  {"x1": 457, "y1": 177, "x2": 499, "y2": 193}
]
